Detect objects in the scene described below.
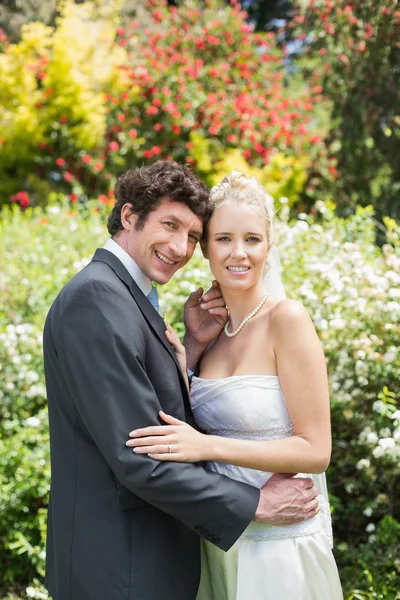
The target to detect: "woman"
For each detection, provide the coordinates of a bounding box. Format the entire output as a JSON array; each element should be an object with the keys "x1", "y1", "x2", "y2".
[{"x1": 127, "y1": 172, "x2": 343, "y2": 600}]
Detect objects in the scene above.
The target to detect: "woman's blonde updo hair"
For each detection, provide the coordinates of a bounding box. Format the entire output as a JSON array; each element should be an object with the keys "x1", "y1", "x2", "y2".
[{"x1": 207, "y1": 171, "x2": 275, "y2": 249}]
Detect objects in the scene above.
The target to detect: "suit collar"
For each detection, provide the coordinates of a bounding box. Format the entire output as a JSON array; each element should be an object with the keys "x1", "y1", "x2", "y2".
[
  {"x1": 92, "y1": 249, "x2": 184, "y2": 376},
  {"x1": 103, "y1": 238, "x2": 152, "y2": 296}
]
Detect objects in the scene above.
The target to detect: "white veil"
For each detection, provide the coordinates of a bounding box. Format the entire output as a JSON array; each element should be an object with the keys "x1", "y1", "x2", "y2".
[
  {"x1": 263, "y1": 191, "x2": 287, "y2": 300},
  {"x1": 263, "y1": 195, "x2": 333, "y2": 548},
  {"x1": 263, "y1": 243, "x2": 287, "y2": 300}
]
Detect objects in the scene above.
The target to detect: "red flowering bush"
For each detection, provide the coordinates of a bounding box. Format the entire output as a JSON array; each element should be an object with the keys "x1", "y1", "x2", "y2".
[
  {"x1": 0, "y1": 0, "x2": 332, "y2": 207},
  {"x1": 288, "y1": 0, "x2": 400, "y2": 219}
]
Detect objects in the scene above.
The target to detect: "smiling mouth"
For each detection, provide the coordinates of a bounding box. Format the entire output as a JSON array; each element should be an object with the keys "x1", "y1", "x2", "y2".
[
  {"x1": 155, "y1": 250, "x2": 176, "y2": 265},
  {"x1": 227, "y1": 266, "x2": 250, "y2": 272}
]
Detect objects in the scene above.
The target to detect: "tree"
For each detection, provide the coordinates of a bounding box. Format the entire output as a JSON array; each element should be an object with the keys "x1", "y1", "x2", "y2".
[
  {"x1": 0, "y1": 0, "x2": 57, "y2": 41},
  {"x1": 289, "y1": 0, "x2": 400, "y2": 220},
  {"x1": 243, "y1": 0, "x2": 295, "y2": 31},
  {"x1": 0, "y1": 0, "x2": 330, "y2": 207}
]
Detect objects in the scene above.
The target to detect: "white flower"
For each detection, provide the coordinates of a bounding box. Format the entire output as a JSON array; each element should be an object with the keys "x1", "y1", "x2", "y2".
[
  {"x1": 25, "y1": 416, "x2": 41, "y2": 427},
  {"x1": 378, "y1": 437, "x2": 395, "y2": 450},
  {"x1": 366, "y1": 523, "x2": 375, "y2": 533},
  {"x1": 48, "y1": 206, "x2": 60, "y2": 214},
  {"x1": 357, "y1": 298, "x2": 367, "y2": 312},
  {"x1": 25, "y1": 586, "x2": 48, "y2": 600},
  {"x1": 372, "y1": 400, "x2": 386, "y2": 414},
  {"x1": 344, "y1": 379, "x2": 354, "y2": 390},
  {"x1": 355, "y1": 360, "x2": 369, "y2": 375},
  {"x1": 386, "y1": 270, "x2": 400, "y2": 283},
  {"x1": 359, "y1": 428, "x2": 378, "y2": 444},
  {"x1": 379, "y1": 427, "x2": 392, "y2": 438},
  {"x1": 368, "y1": 534, "x2": 377, "y2": 544},
  {"x1": 372, "y1": 445, "x2": 385, "y2": 458},
  {"x1": 363, "y1": 507, "x2": 373, "y2": 517},
  {"x1": 387, "y1": 301, "x2": 400, "y2": 312},
  {"x1": 382, "y1": 348, "x2": 397, "y2": 363},
  {"x1": 356, "y1": 459, "x2": 371, "y2": 470},
  {"x1": 26, "y1": 370, "x2": 40, "y2": 383},
  {"x1": 294, "y1": 221, "x2": 309, "y2": 232},
  {"x1": 324, "y1": 294, "x2": 341, "y2": 305},
  {"x1": 330, "y1": 318, "x2": 345, "y2": 329}
]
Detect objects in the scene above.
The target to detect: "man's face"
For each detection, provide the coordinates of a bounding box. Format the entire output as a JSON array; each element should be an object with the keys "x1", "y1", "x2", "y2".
[{"x1": 119, "y1": 199, "x2": 203, "y2": 284}]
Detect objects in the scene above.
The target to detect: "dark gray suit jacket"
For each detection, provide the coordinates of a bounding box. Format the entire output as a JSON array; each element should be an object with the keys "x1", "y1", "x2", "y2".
[{"x1": 43, "y1": 249, "x2": 259, "y2": 600}]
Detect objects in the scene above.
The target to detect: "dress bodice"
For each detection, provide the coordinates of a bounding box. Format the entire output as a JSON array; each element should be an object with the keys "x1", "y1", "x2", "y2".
[
  {"x1": 191, "y1": 375, "x2": 293, "y2": 488},
  {"x1": 191, "y1": 375, "x2": 292, "y2": 439},
  {"x1": 190, "y1": 375, "x2": 333, "y2": 545}
]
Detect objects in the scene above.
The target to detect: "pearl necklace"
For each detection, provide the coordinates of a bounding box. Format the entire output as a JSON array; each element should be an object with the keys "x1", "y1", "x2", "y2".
[{"x1": 224, "y1": 294, "x2": 270, "y2": 338}]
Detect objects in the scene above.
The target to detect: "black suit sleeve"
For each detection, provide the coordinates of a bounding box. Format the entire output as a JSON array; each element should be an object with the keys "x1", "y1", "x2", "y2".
[{"x1": 55, "y1": 278, "x2": 259, "y2": 551}]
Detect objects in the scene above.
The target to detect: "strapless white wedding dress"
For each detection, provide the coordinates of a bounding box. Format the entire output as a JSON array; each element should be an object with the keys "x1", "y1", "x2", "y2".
[{"x1": 190, "y1": 375, "x2": 343, "y2": 600}]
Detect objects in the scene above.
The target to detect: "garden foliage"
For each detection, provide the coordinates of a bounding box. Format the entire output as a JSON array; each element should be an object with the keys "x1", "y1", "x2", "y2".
[
  {"x1": 288, "y1": 0, "x2": 400, "y2": 219},
  {"x1": 0, "y1": 0, "x2": 331, "y2": 208},
  {"x1": 1, "y1": 200, "x2": 399, "y2": 599},
  {"x1": 1, "y1": 0, "x2": 399, "y2": 221}
]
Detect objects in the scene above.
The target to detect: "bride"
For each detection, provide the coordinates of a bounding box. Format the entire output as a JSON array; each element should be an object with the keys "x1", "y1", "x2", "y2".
[{"x1": 127, "y1": 172, "x2": 343, "y2": 600}]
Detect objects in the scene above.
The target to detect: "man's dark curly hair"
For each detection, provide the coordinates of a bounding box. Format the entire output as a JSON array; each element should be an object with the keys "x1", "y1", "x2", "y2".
[{"x1": 107, "y1": 160, "x2": 211, "y2": 235}]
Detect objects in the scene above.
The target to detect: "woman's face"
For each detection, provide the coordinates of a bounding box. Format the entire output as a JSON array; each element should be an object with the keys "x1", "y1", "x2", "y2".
[{"x1": 204, "y1": 201, "x2": 269, "y2": 291}]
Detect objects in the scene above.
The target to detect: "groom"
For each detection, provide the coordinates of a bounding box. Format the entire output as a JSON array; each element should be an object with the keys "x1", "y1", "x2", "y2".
[{"x1": 43, "y1": 160, "x2": 319, "y2": 600}]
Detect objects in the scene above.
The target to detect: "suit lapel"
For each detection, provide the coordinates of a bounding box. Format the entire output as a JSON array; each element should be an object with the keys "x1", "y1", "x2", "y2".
[{"x1": 92, "y1": 248, "x2": 184, "y2": 376}]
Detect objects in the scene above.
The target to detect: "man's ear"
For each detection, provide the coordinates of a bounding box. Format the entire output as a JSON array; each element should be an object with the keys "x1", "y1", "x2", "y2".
[
  {"x1": 121, "y1": 203, "x2": 138, "y2": 231},
  {"x1": 200, "y1": 238, "x2": 209, "y2": 259}
]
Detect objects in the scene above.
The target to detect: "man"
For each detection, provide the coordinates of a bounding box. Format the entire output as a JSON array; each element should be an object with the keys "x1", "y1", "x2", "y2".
[{"x1": 43, "y1": 161, "x2": 319, "y2": 600}]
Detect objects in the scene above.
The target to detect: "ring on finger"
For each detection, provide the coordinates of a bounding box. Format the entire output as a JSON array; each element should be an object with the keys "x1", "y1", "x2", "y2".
[{"x1": 166, "y1": 444, "x2": 172, "y2": 454}]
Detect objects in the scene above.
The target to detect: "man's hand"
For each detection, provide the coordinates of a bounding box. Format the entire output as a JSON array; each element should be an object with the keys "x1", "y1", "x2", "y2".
[
  {"x1": 183, "y1": 281, "x2": 228, "y2": 370},
  {"x1": 254, "y1": 473, "x2": 319, "y2": 526}
]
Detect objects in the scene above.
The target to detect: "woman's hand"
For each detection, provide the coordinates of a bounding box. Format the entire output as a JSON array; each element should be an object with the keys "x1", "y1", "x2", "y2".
[
  {"x1": 126, "y1": 411, "x2": 211, "y2": 462},
  {"x1": 165, "y1": 323, "x2": 189, "y2": 391},
  {"x1": 165, "y1": 323, "x2": 187, "y2": 370}
]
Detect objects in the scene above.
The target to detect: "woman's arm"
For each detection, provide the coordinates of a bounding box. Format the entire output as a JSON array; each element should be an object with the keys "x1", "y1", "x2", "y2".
[{"x1": 128, "y1": 300, "x2": 331, "y2": 475}]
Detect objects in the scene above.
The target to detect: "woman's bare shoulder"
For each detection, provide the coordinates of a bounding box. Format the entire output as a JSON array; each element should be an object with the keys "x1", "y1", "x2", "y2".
[
  {"x1": 268, "y1": 299, "x2": 315, "y2": 342},
  {"x1": 270, "y1": 298, "x2": 309, "y2": 322}
]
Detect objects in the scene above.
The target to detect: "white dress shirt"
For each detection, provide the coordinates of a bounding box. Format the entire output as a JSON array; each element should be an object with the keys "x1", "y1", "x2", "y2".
[{"x1": 103, "y1": 238, "x2": 152, "y2": 297}]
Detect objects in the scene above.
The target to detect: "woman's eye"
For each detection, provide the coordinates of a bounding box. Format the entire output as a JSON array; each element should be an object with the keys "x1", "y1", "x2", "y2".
[
  {"x1": 247, "y1": 237, "x2": 261, "y2": 243},
  {"x1": 216, "y1": 236, "x2": 230, "y2": 242}
]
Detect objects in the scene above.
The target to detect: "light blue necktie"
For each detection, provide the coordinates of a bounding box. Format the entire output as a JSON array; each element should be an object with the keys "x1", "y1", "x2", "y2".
[{"x1": 147, "y1": 285, "x2": 159, "y2": 313}]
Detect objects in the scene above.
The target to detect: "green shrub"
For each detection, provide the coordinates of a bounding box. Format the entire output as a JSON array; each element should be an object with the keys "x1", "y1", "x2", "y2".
[
  {"x1": 1, "y1": 199, "x2": 399, "y2": 598},
  {"x1": 0, "y1": 0, "x2": 330, "y2": 208},
  {"x1": 289, "y1": 0, "x2": 400, "y2": 220}
]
